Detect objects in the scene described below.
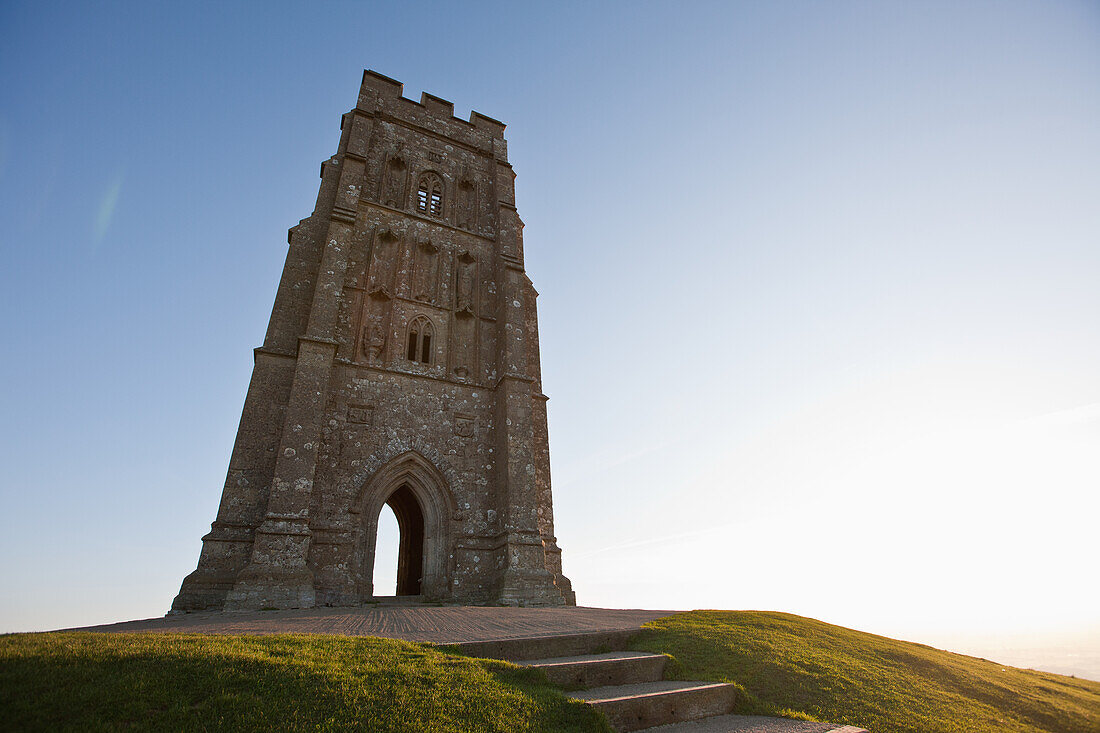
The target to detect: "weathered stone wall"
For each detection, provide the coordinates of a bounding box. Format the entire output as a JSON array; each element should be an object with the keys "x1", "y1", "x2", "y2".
[{"x1": 173, "y1": 71, "x2": 575, "y2": 612}]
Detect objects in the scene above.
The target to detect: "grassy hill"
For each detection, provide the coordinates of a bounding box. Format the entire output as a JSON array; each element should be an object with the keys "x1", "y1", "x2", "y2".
[
  {"x1": 629, "y1": 610, "x2": 1100, "y2": 733},
  {"x1": 0, "y1": 632, "x2": 609, "y2": 732},
  {"x1": 2, "y1": 613, "x2": 1097, "y2": 732}
]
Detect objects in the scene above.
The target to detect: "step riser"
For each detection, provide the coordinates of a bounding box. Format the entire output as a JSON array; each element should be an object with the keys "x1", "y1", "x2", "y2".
[
  {"x1": 370, "y1": 595, "x2": 424, "y2": 606},
  {"x1": 535, "y1": 656, "x2": 667, "y2": 688},
  {"x1": 588, "y1": 685, "x2": 738, "y2": 732},
  {"x1": 448, "y1": 629, "x2": 637, "y2": 661}
]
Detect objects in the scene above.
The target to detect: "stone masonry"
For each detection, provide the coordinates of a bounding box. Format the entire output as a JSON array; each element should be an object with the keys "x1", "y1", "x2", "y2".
[{"x1": 173, "y1": 70, "x2": 576, "y2": 612}]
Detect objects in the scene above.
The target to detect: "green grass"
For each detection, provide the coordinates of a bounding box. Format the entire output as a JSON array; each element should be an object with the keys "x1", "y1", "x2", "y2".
[
  {"x1": 629, "y1": 610, "x2": 1100, "y2": 733},
  {"x1": 0, "y1": 632, "x2": 611, "y2": 732},
  {"x1": 7, "y1": 614, "x2": 1097, "y2": 732}
]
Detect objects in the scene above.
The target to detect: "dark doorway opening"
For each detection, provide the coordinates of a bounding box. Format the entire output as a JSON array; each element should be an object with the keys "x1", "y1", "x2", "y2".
[{"x1": 383, "y1": 484, "x2": 424, "y2": 596}]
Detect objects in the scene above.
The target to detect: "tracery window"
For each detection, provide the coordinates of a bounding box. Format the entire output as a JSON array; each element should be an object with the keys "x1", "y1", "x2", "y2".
[
  {"x1": 416, "y1": 173, "x2": 444, "y2": 218},
  {"x1": 406, "y1": 316, "x2": 433, "y2": 364}
]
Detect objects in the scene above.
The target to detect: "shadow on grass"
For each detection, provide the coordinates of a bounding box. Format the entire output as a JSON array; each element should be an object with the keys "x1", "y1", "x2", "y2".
[{"x1": 0, "y1": 633, "x2": 611, "y2": 732}]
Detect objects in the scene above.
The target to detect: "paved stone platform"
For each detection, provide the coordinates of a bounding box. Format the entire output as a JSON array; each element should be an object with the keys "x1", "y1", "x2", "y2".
[{"x1": 69, "y1": 605, "x2": 672, "y2": 644}]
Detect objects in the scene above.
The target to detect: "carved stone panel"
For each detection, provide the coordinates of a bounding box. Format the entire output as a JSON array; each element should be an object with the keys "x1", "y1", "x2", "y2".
[
  {"x1": 451, "y1": 311, "x2": 476, "y2": 381},
  {"x1": 366, "y1": 228, "x2": 399, "y2": 297},
  {"x1": 348, "y1": 403, "x2": 374, "y2": 425},
  {"x1": 412, "y1": 238, "x2": 440, "y2": 303},
  {"x1": 382, "y1": 148, "x2": 408, "y2": 208},
  {"x1": 360, "y1": 291, "x2": 392, "y2": 365},
  {"x1": 454, "y1": 413, "x2": 475, "y2": 438},
  {"x1": 455, "y1": 251, "x2": 477, "y2": 314},
  {"x1": 394, "y1": 238, "x2": 414, "y2": 300},
  {"x1": 456, "y1": 177, "x2": 477, "y2": 230}
]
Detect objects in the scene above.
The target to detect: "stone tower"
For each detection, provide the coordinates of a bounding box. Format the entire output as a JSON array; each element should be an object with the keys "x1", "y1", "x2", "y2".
[{"x1": 173, "y1": 71, "x2": 575, "y2": 611}]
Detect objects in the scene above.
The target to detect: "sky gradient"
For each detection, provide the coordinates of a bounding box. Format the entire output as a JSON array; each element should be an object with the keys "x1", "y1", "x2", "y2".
[{"x1": 1, "y1": 0, "x2": 1098, "y2": 677}]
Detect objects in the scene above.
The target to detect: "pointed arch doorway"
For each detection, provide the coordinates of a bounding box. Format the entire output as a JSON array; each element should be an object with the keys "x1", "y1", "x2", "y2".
[
  {"x1": 353, "y1": 450, "x2": 455, "y2": 601},
  {"x1": 376, "y1": 485, "x2": 425, "y2": 596}
]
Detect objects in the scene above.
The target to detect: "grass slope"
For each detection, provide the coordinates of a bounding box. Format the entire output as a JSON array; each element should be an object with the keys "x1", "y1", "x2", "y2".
[
  {"x1": 0, "y1": 632, "x2": 611, "y2": 732},
  {"x1": 630, "y1": 610, "x2": 1100, "y2": 733}
]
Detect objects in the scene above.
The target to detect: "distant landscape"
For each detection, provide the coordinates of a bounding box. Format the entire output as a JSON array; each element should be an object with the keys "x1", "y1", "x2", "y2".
[{"x1": 935, "y1": 639, "x2": 1100, "y2": 683}]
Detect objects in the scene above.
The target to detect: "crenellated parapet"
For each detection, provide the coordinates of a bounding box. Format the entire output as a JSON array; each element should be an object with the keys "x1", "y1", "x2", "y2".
[
  {"x1": 315, "y1": 70, "x2": 517, "y2": 251},
  {"x1": 356, "y1": 70, "x2": 507, "y2": 157}
]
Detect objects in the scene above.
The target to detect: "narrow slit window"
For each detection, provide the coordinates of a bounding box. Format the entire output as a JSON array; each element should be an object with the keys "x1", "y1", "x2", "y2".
[{"x1": 407, "y1": 329, "x2": 419, "y2": 360}]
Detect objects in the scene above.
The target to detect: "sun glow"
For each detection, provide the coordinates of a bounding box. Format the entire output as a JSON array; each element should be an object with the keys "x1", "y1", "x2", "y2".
[{"x1": 562, "y1": 371, "x2": 1100, "y2": 643}]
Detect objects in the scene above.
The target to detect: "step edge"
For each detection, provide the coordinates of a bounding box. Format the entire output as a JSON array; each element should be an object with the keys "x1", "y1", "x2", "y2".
[
  {"x1": 446, "y1": 628, "x2": 642, "y2": 661},
  {"x1": 631, "y1": 719, "x2": 867, "y2": 733},
  {"x1": 527, "y1": 653, "x2": 668, "y2": 668},
  {"x1": 575, "y1": 681, "x2": 735, "y2": 704},
  {"x1": 446, "y1": 628, "x2": 640, "y2": 645}
]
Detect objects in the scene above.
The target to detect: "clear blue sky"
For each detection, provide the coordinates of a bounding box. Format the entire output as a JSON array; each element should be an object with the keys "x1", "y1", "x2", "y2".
[{"x1": 2, "y1": 0, "x2": 1098, "y2": 667}]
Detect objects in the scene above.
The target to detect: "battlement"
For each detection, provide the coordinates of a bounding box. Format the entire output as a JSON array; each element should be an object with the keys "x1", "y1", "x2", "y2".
[{"x1": 358, "y1": 70, "x2": 506, "y2": 142}]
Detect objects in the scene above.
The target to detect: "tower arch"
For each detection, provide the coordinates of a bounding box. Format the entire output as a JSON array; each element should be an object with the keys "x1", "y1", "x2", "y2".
[{"x1": 350, "y1": 450, "x2": 456, "y2": 601}]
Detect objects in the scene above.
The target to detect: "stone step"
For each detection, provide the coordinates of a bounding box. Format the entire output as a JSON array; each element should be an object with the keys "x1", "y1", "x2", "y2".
[
  {"x1": 570, "y1": 680, "x2": 739, "y2": 732},
  {"x1": 370, "y1": 595, "x2": 425, "y2": 606},
  {"x1": 524, "y1": 651, "x2": 669, "y2": 688},
  {"x1": 633, "y1": 714, "x2": 869, "y2": 732},
  {"x1": 447, "y1": 628, "x2": 638, "y2": 661}
]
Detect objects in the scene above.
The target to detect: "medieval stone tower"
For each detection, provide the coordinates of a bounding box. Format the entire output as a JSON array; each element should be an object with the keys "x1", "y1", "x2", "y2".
[{"x1": 173, "y1": 71, "x2": 575, "y2": 612}]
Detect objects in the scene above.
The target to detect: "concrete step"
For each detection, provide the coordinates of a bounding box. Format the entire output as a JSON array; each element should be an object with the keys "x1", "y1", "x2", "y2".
[
  {"x1": 447, "y1": 628, "x2": 638, "y2": 661},
  {"x1": 634, "y1": 714, "x2": 869, "y2": 732},
  {"x1": 570, "y1": 680, "x2": 739, "y2": 732},
  {"x1": 525, "y1": 651, "x2": 668, "y2": 688}
]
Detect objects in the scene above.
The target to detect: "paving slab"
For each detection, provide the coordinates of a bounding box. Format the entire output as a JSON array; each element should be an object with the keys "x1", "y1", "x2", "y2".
[{"x1": 66, "y1": 605, "x2": 671, "y2": 644}]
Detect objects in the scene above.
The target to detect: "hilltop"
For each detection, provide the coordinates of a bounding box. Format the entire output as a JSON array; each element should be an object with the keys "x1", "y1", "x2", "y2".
[
  {"x1": 630, "y1": 610, "x2": 1100, "y2": 732},
  {"x1": 1, "y1": 609, "x2": 1096, "y2": 731}
]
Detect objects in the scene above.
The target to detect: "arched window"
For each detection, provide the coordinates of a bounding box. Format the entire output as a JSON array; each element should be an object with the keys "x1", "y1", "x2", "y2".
[
  {"x1": 406, "y1": 316, "x2": 433, "y2": 364},
  {"x1": 416, "y1": 173, "x2": 444, "y2": 218}
]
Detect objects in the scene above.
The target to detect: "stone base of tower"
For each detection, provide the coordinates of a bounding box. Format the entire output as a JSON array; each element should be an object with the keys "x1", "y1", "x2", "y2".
[
  {"x1": 541, "y1": 537, "x2": 577, "y2": 605},
  {"x1": 553, "y1": 573, "x2": 578, "y2": 606},
  {"x1": 495, "y1": 536, "x2": 576, "y2": 606},
  {"x1": 223, "y1": 564, "x2": 316, "y2": 612},
  {"x1": 498, "y1": 567, "x2": 569, "y2": 607},
  {"x1": 170, "y1": 569, "x2": 237, "y2": 613},
  {"x1": 219, "y1": 518, "x2": 318, "y2": 611},
  {"x1": 171, "y1": 522, "x2": 257, "y2": 612}
]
